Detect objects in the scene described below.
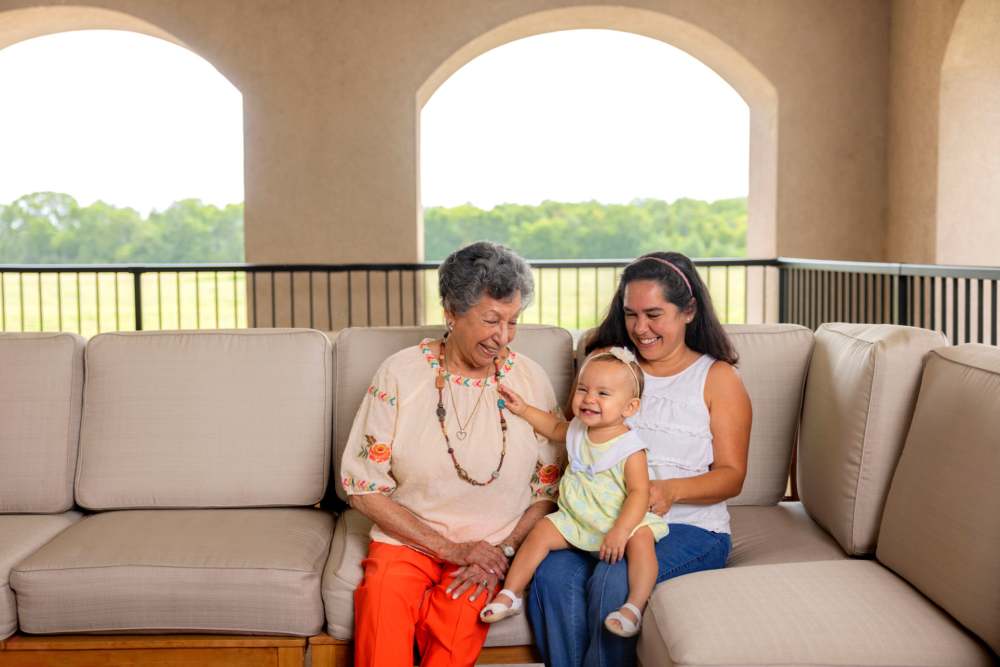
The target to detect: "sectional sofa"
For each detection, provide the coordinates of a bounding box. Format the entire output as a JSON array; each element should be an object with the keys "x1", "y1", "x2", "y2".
[{"x1": 1, "y1": 323, "x2": 997, "y2": 667}]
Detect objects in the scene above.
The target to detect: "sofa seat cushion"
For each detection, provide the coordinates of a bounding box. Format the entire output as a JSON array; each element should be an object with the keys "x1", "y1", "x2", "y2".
[
  {"x1": 728, "y1": 503, "x2": 846, "y2": 567},
  {"x1": 322, "y1": 509, "x2": 532, "y2": 646},
  {"x1": 0, "y1": 512, "x2": 80, "y2": 640},
  {"x1": 637, "y1": 560, "x2": 995, "y2": 667},
  {"x1": 11, "y1": 509, "x2": 334, "y2": 636}
]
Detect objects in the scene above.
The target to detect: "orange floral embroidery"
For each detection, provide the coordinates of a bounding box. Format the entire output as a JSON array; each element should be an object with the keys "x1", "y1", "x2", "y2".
[
  {"x1": 537, "y1": 464, "x2": 561, "y2": 485},
  {"x1": 359, "y1": 434, "x2": 392, "y2": 464}
]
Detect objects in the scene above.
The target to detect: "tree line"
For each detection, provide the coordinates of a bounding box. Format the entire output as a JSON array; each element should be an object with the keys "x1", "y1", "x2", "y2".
[
  {"x1": 0, "y1": 192, "x2": 746, "y2": 263},
  {"x1": 424, "y1": 198, "x2": 747, "y2": 260}
]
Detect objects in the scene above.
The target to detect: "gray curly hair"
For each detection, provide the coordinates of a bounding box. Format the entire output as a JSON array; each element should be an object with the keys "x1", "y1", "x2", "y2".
[{"x1": 438, "y1": 241, "x2": 535, "y2": 315}]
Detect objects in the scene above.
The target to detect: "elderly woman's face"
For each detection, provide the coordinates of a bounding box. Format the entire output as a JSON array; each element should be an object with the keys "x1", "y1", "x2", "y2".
[{"x1": 448, "y1": 292, "x2": 522, "y2": 370}]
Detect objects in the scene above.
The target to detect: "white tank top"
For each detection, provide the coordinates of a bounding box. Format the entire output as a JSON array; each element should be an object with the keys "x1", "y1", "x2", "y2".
[{"x1": 625, "y1": 354, "x2": 731, "y2": 534}]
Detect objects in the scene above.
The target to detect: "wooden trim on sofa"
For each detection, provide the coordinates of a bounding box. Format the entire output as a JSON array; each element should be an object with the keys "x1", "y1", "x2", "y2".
[
  {"x1": 309, "y1": 633, "x2": 542, "y2": 666},
  {"x1": 0, "y1": 633, "x2": 306, "y2": 666}
]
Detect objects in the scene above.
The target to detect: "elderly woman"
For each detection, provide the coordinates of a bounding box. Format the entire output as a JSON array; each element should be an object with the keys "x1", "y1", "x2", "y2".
[
  {"x1": 527, "y1": 251, "x2": 752, "y2": 667},
  {"x1": 340, "y1": 241, "x2": 563, "y2": 667}
]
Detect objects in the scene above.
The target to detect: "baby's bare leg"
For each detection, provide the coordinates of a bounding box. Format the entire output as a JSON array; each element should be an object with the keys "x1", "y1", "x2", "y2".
[
  {"x1": 497, "y1": 518, "x2": 569, "y2": 605},
  {"x1": 609, "y1": 526, "x2": 657, "y2": 629}
]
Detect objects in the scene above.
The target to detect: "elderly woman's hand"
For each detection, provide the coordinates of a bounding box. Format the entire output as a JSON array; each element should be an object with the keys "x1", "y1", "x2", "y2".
[
  {"x1": 444, "y1": 540, "x2": 509, "y2": 576},
  {"x1": 445, "y1": 564, "x2": 500, "y2": 602}
]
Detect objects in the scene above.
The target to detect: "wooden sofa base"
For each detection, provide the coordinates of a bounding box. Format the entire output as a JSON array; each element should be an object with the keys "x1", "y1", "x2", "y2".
[
  {"x1": 0, "y1": 633, "x2": 305, "y2": 666},
  {"x1": 309, "y1": 633, "x2": 542, "y2": 666}
]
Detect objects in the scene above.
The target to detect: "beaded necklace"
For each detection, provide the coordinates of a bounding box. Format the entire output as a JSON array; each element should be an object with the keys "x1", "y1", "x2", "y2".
[{"x1": 435, "y1": 336, "x2": 508, "y2": 486}]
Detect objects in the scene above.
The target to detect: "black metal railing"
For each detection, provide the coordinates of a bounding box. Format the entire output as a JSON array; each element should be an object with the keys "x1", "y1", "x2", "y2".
[
  {"x1": 1, "y1": 258, "x2": 998, "y2": 345},
  {"x1": 779, "y1": 258, "x2": 1000, "y2": 345}
]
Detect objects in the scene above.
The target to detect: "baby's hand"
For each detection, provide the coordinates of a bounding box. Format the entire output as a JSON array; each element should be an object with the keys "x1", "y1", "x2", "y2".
[
  {"x1": 498, "y1": 385, "x2": 528, "y2": 416},
  {"x1": 599, "y1": 526, "x2": 629, "y2": 563}
]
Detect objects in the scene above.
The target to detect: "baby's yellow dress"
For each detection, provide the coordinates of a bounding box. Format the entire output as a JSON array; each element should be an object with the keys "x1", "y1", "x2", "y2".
[{"x1": 547, "y1": 419, "x2": 669, "y2": 551}]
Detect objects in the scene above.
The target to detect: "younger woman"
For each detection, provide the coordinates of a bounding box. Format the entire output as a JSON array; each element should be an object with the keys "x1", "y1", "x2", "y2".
[{"x1": 480, "y1": 347, "x2": 667, "y2": 637}]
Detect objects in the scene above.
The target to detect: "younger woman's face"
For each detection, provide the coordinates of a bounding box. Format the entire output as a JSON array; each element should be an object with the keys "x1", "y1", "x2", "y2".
[{"x1": 622, "y1": 279, "x2": 691, "y2": 363}]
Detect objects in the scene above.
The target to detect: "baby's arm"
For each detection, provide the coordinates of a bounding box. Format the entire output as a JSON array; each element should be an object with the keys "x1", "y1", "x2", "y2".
[
  {"x1": 599, "y1": 450, "x2": 652, "y2": 563},
  {"x1": 498, "y1": 385, "x2": 569, "y2": 443}
]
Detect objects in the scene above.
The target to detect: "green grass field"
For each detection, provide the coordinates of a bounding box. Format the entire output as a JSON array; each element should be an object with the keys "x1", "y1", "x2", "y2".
[{"x1": 1, "y1": 266, "x2": 752, "y2": 337}]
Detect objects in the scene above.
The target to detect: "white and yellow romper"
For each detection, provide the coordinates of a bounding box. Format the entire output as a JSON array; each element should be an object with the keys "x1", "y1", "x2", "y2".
[{"x1": 546, "y1": 419, "x2": 668, "y2": 551}]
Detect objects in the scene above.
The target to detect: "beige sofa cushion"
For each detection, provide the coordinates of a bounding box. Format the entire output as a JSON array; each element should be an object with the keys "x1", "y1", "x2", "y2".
[
  {"x1": 638, "y1": 560, "x2": 995, "y2": 667},
  {"x1": 0, "y1": 512, "x2": 80, "y2": 640},
  {"x1": 727, "y1": 503, "x2": 845, "y2": 568},
  {"x1": 329, "y1": 324, "x2": 574, "y2": 503},
  {"x1": 0, "y1": 333, "x2": 85, "y2": 513},
  {"x1": 877, "y1": 344, "x2": 1000, "y2": 654},
  {"x1": 11, "y1": 508, "x2": 333, "y2": 636},
  {"x1": 798, "y1": 323, "x2": 946, "y2": 555},
  {"x1": 725, "y1": 324, "x2": 814, "y2": 505},
  {"x1": 75, "y1": 330, "x2": 332, "y2": 509},
  {"x1": 322, "y1": 509, "x2": 532, "y2": 646}
]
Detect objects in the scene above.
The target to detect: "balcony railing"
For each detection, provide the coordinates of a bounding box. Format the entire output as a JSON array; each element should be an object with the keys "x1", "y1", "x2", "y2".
[{"x1": 1, "y1": 258, "x2": 998, "y2": 345}]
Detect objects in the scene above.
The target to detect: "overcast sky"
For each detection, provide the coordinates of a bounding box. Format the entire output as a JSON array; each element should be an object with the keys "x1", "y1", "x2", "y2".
[{"x1": 0, "y1": 29, "x2": 748, "y2": 214}]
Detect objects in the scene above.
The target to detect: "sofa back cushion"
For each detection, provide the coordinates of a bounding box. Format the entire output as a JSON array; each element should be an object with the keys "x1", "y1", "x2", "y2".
[
  {"x1": 0, "y1": 333, "x2": 85, "y2": 513},
  {"x1": 877, "y1": 344, "x2": 1000, "y2": 654},
  {"x1": 329, "y1": 324, "x2": 574, "y2": 503},
  {"x1": 798, "y1": 323, "x2": 947, "y2": 555},
  {"x1": 725, "y1": 325, "x2": 814, "y2": 505},
  {"x1": 75, "y1": 330, "x2": 332, "y2": 509}
]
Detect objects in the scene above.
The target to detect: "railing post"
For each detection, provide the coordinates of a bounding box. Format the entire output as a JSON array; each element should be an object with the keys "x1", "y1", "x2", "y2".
[
  {"x1": 778, "y1": 263, "x2": 787, "y2": 324},
  {"x1": 133, "y1": 270, "x2": 143, "y2": 331},
  {"x1": 895, "y1": 273, "x2": 910, "y2": 326}
]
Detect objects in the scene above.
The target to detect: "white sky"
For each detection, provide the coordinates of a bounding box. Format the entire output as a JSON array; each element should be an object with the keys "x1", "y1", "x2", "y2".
[
  {"x1": 0, "y1": 30, "x2": 243, "y2": 214},
  {"x1": 0, "y1": 29, "x2": 748, "y2": 214},
  {"x1": 421, "y1": 29, "x2": 749, "y2": 208}
]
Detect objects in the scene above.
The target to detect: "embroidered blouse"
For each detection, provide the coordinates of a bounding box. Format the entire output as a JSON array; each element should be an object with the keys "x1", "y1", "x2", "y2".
[{"x1": 341, "y1": 338, "x2": 564, "y2": 547}]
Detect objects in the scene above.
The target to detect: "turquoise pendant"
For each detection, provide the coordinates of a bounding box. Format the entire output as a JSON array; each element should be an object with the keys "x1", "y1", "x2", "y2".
[{"x1": 497, "y1": 398, "x2": 506, "y2": 410}]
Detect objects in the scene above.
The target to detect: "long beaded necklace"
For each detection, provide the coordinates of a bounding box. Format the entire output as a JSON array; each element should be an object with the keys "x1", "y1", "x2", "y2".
[
  {"x1": 435, "y1": 336, "x2": 508, "y2": 486},
  {"x1": 446, "y1": 365, "x2": 489, "y2": 440}
]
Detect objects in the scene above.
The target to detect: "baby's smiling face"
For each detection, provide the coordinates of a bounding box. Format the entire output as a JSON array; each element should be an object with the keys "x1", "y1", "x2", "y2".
[{"x1": 571, "y1": 359, "x2": 641, "y2": 430}]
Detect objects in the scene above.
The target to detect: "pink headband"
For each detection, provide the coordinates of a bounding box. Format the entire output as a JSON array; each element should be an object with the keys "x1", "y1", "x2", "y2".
[{"x1": 631, "y1": 256, "x2": 693, "y2": 296}]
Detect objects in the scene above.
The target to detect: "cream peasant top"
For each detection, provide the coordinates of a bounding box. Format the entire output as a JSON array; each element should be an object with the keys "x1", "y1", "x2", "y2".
[{"x1": 341, "y1": 338, "x2": 564, "y2": 547}]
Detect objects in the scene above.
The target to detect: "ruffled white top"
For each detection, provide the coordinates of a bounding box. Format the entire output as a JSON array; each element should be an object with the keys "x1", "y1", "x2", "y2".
[{"x1": 625, "y1": 353, "x2": 731, "y2": 534}]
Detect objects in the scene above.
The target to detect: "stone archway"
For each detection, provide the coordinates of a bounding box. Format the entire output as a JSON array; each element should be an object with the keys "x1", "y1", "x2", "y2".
[{"x1": 937, "y1": 0, "x2": 1000, "y2": 266}]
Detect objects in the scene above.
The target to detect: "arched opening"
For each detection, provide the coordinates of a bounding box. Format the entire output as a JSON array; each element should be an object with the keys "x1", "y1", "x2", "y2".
[
  {"x1": 421, "y1": 29, "x2": 749, "y2": 262},
  {"x1": 417, "y1": 6, "x2": 778, "y2": 260},
  {"x1": 937, "y1": 0, "x2": 1000, "y2": 266},
  {"x1": 0, "y1": 7, "x2": 244, "y2": 334}
]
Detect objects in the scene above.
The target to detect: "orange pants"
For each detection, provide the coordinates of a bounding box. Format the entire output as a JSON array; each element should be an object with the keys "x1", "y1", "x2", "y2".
[{"x1": 353, "y1": 541, "x2": 489, "y2": 667}]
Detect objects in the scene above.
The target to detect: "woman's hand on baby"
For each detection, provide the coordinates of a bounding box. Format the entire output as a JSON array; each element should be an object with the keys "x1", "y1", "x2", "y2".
[
  {"x1": 445, "y1": 564, "x2": 499, "y2": 602},
  {"x1": 498, "y1": 385, "x2": 527, "y2": 416},
  {"x1": 445, "y1": 540, "x2": 509, "y2": 577},
  {"x1": 599, "y1": 527, "x2": 629, "y2": 563},
  {"x1": 648, "y1": 481, "x2": 674, "y2": 516}
]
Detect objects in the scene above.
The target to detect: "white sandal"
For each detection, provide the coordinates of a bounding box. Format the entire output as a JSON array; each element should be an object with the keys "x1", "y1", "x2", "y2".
[
  {"x1": 604, "y1": 602, "x2": 643, "y2": 638},
  {"x1": 479, "y1": 589, "x2": 522, "y2": 624}
]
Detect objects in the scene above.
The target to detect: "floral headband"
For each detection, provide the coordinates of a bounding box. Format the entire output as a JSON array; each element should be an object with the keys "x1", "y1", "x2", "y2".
[{"x1": 582, "y1": 346, "x2": 642, "y2": 397}]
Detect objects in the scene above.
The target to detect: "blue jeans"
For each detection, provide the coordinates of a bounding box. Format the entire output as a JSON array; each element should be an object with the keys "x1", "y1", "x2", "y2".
[{"x1": 527, "y1": 523, "x2": 731, "y2": 667}]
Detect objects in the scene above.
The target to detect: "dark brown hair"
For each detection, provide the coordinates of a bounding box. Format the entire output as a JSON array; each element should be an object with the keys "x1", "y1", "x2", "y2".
[{"x1": 586, "y1": 251, "x2": 738, "y2": 365}]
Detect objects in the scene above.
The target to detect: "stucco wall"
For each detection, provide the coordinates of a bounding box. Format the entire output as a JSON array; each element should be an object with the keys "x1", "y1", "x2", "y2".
[
  {"x1": 885, "y1": 0, "x2": 963, "y2": 263},
  {"x1": 0, "y1": 0, "x2": 890, "y2": 263}
]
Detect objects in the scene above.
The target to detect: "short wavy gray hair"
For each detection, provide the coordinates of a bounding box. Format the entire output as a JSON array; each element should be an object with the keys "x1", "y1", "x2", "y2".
[{"x1": 438, "y1": 241, "x2": 534, "y2": 315}]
